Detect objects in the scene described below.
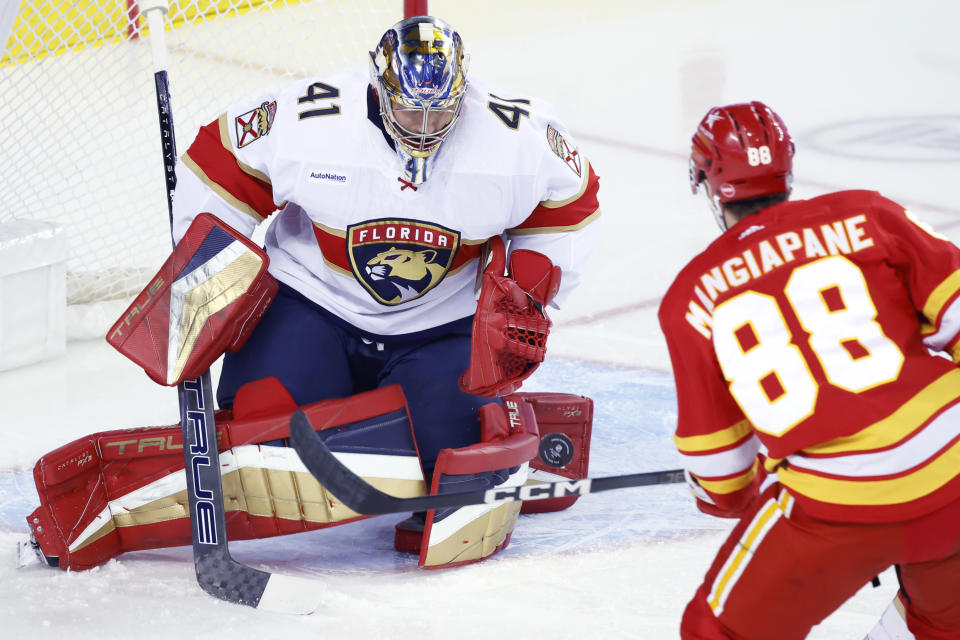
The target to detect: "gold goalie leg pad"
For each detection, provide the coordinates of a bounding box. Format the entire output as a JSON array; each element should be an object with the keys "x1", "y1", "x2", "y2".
[
  {"x1": 420, "y1": 487, "x2": 524, "y2": 568},
  {"x1": 29, "y1": 380, "x2": 425, "y2": 570},
  {"x1": 395, "y1": 397, "x2": 540, "y2": 568}
]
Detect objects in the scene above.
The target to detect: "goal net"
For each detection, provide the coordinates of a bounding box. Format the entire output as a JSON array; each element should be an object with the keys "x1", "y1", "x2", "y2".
[{"x1": 0, "y1": 0, "x2": 399, "y2": 339}]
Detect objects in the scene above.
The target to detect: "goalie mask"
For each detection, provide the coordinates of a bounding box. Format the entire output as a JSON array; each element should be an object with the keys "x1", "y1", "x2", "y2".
[
  {"x1": 689, "y1": 101, "x2": 794, "y2": 230},
  {"x1": 370, "y1": 16, "x2": 468, "y2": 184}
]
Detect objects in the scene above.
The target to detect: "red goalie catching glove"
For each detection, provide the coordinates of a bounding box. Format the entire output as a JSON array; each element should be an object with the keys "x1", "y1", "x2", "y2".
[{"x1": 459, "y1": 236, "x2": 561, "y2": 398}]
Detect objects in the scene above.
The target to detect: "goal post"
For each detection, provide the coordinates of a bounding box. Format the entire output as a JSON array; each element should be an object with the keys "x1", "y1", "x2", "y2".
[{"x1": 0, "y1": 0, "x2": 410, "y2": 341}]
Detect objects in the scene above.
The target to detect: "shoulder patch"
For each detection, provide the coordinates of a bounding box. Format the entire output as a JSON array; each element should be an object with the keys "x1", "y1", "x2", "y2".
[
  {"x1": 235, "y1": 101, "x2": 278, "y2": 148},
  {"x1": 546, "y1": 124, "x2": 582, "y2": 177}
]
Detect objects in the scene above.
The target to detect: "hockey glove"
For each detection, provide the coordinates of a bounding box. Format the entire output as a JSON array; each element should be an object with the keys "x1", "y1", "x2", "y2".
[
  {"x1": 107, "y1": 213, "x2": 277, "y2": 386},
  {"x1": 685, "y1": 456, "x2": 769, "y2": 519},
  {"x1": 459, "y1": 236, "x2": 561, "y2": 398}
]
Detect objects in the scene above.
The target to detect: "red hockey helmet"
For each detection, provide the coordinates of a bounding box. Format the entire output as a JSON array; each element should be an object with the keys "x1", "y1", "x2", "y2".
[{"x1": 689, "y1": 101, "x2": 794, "y2": 203}]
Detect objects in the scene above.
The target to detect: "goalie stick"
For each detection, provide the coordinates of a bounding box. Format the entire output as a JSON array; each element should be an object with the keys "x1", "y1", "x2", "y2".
[
  {"x1": 289, "y1": 410, "x2": 685, "y2": 515},
  {"x1": 142, "y1": 2, "x2": 323, "y2": 614}
]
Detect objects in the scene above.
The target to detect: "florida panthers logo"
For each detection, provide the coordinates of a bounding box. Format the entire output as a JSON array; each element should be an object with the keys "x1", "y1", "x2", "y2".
[
  {"x1": 546, "y1": 124, "x2": 582, "y2": 177},
  {"x1": 347, "y1": 219, "x2": 460, "y2": 305},
  {"x1": 235, "y1": 100, "x2": 277, "y2": 148}
]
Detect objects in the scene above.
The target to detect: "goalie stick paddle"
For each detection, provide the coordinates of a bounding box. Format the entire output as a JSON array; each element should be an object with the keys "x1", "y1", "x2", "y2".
[
  {"x1": 178, "y1": 377, "x2": 324, "y2": 614},
  {"x1": 144, "y1": 4, "x2": 322, "y2": 615},
  {"x1": 289, "y1": 410, "x2": 685, "y2": 516}
]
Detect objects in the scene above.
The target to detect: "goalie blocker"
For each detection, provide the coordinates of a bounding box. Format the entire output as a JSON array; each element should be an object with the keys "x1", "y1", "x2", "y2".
[{"x1": 107, "y1": 212, "x2": 277, "y2": 387}]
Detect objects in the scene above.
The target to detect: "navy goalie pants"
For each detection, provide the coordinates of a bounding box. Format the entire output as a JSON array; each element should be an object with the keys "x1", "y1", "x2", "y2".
[{"x1": 217, "y1": 282, "x2": 489, "y2": 476}]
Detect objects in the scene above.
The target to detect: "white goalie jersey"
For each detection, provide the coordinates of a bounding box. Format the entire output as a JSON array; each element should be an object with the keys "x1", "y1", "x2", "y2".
[{"x1": 172, "y1": 70, "x2": 601, "y2": 336}]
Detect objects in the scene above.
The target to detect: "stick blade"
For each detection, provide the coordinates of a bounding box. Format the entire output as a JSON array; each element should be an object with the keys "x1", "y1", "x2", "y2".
[
  {"x1": 256, "y1": 574, "x2": 325, "y2": 615},
  {"x1": 195, "y1": 547, "x2": 323, "y2": 615}
]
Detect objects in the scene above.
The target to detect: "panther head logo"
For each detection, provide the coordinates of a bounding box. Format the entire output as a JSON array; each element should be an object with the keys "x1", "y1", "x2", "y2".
[
  {"x1": 235, "y1": 100, "x2": 277, "y2": 148},
  {"x1": 253, "y1": 101, "x2": 275, "y2": 137},
  {"x1": 365, "y1": 248, "x2": 446, "y2": 303},
  {"x1": 347, "y1": 220, "x2": 460, "y2": 306}
]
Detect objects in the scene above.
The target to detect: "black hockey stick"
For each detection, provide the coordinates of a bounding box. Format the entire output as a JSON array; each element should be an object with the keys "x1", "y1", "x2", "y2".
[
  {"x1": 289, "y1": 410, "x2": 685, "y2": 515},
  {"x1": 144, "y1": 4, "x2": 322, "y2": 614},
  {"x1": 177, "y1": 378, "x2": 323, "y2": 613}
]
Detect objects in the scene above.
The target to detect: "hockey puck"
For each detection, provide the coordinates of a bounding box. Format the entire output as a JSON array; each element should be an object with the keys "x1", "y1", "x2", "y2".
[{"x1": 538, "y1": 432, "x2": 574, "y2": 468}]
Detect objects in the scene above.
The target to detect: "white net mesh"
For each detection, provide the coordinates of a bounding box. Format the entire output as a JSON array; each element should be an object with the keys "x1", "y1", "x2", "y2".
[{"x1": 0, "y1": 0, "x2": 398, "y2": 338}]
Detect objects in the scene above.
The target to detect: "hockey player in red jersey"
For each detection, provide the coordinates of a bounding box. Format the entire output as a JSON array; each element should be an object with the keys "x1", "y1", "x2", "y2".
[
  {"x1": 24, "y1": 15, "x2": 598, "y2": 572},
  {"x1": 659, "y1": 101, "x2": 960, "y2": 639}
]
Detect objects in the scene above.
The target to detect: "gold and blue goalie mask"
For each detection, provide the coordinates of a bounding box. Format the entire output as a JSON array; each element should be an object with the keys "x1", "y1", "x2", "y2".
[{"x1": 370, "y1": 16, "x2": 468, "y2": 175}]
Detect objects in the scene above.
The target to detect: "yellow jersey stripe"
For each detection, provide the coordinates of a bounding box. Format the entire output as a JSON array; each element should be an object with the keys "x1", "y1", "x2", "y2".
[
  {"x1": 675, "y1": 419, "x2": 753, "y2": 453},
  {"x1": 779, "y1": 435, "x2": 960, "y2": 505},
  {"x1": 708, "y1": 498, "x2": 782, "y2": 614},
  {"x1": 803, "y1": 369, "x2": 960, "y2": 455},
  {"x1": 923, "y1": 269, "x2": 960, "y2": 324},
  {"x1": 696, "y1": 459, "x2": 759, "y2": 495}
]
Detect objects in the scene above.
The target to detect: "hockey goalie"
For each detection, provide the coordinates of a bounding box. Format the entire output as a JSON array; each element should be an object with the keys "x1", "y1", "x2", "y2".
[{"x1": 23, "y1": 14, "x2": 601, "y2": 573}]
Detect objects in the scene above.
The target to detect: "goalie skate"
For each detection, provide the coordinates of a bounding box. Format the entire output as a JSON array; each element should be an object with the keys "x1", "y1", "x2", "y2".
[{"x1": 16, "y1": 534, "x2": 57, "y2": 569}]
